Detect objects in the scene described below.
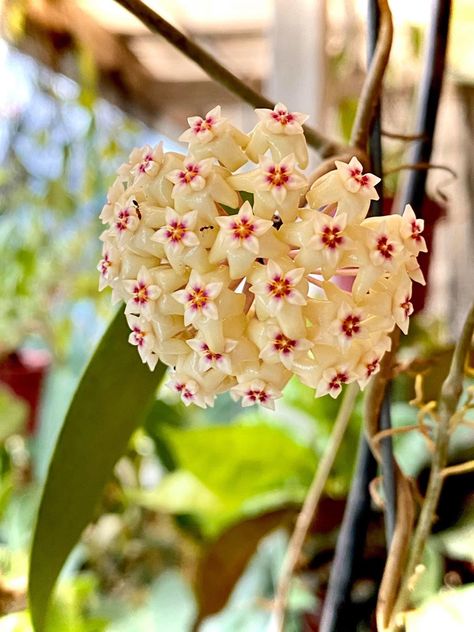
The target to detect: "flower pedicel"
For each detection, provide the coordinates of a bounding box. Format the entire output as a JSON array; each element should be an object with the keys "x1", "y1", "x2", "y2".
[{"x1": 98, "y1": 103, "x2": 426, "y2": 409}]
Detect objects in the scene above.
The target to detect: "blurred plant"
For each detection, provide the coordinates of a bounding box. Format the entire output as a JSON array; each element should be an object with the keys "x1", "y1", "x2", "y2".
[{"x1": 0, "y1": 46, "x2": 144, "y2": 360}]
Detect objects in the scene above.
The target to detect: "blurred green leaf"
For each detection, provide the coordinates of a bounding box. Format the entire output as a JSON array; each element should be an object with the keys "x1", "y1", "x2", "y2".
[
  {"x1": 0, "y1": 386, "x2": 28, "y2": 442},
  {"x1": 435, "y1": 507, "x2": 474, "y2": 563},
  {"x1": 106, "y1": 570, "x2": 196, "y2": 632},
  {"x1": 130, "y1": 471, "x2": 221, "y2": 516},
  {"x1": 405, "y1": 584, "x2": 474, "y2": 632},
  {"x1": 143, "y1": 400, "x2": 184, "y2": 470},
  {"x1": 29, "y1": 311, "x2": 166, "y2": 632},
  {"x1": 161, "y1": 421, "x2": 317, "y2": 535},
  {"x1": 409, "y1": 542, "x2": 444, "y2": 607},
  {"x1": 338, "y1": 97, "x2": 358, "y2": 143}
]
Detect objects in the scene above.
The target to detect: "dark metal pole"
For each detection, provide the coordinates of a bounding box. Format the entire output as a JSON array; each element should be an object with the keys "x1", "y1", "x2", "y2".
[
  {"x1": 367, "y1": 0, "x2": 397, "y2": 548},
  {"x1": 398, "y1": 0, "x2": 452, "y2": 214},
  {"x1": 319, "y1": 432, "x2": 378, "y2": 631}
]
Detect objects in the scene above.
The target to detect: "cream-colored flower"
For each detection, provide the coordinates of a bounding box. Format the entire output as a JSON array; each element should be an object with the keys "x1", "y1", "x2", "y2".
[
  {"x1": 230, "y1": 378, "x2": 282, "y2": 410},
  {"x1": 179, "y1": 106, "x2": 249, "y2": 171},
  {"x1": 246, "y1": 102, "x2": 309, "y2": 168},
  {"x1": 173, "y1": 271, "x2": 223, "y2": 326},
  {"x1": 98, "y1": 108, "x2": 426, "y2": 409},
  {"x1": 307, "y1": 156, "x2": 380, "y2": 220},
  {"x1": 123, "y1": 266, "x2": 162, "y2": 319}
]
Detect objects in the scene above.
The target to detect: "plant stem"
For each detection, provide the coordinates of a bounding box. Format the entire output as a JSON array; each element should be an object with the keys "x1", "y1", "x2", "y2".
[
  {"x1": 272, "y1": 382, "x2": 359, "y2": 632},
  {"x1": 350, "y1": 0, "x2": 393, "y2": 150},
  {"x1": 113, "y1": 0, "x2": 342, "y2": 157},
  {"x1": 391, "y1": 299, "x2": 474, "y2": 629}
]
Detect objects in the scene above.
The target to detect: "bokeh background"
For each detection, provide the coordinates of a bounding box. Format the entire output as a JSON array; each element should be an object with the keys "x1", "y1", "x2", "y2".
[{"x1": 1, "y1": 1, "x2": 473, "y2": 630}]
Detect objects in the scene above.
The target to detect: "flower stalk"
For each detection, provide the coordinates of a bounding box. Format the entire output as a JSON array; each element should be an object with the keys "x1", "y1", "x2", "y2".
[{"x1": 391, "y1": 299, "x2": 474, "y2": 629}]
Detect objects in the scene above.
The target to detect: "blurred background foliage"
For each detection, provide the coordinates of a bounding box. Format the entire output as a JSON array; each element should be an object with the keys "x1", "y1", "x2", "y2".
[{"x1": 1, "y1": 1, "x2": 474, "y2": 630}]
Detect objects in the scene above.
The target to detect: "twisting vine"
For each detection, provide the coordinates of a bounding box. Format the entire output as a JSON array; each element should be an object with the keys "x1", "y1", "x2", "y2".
[{"x1": 390, "y1": 299, "x2": 474, "y2": 629}]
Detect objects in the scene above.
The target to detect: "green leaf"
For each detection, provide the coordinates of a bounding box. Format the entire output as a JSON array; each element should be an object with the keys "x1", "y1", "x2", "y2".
[
  {"x1": 29, "y1": 311, "x2": 166, "y2": 632},
  {"x1": 405, "y1": 584, "x2": 474, "y2": 631},
  {"x1": 162, "y1": 421, "x2": 317, "y2": 535}
]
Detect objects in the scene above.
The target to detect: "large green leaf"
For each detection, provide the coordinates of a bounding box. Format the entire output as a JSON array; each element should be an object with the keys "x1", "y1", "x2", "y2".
[
  {"x1": 29, "y1": 311, "x2": 166, "y2": 632},
  {"x1": 158, "y1": 421, "x2": 317, "y2": 535}
]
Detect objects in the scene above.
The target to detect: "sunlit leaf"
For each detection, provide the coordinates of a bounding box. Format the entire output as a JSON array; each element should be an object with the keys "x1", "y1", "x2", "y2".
[
  {"x1": 405, "y1": 584, "x2": 474, "y2": 632},
  {"x1": 29, "y1": 311, "x2": 166, "y2": 632},
  {"x1": 162, "y1": 421, "x2": 317, "y2": 535}
]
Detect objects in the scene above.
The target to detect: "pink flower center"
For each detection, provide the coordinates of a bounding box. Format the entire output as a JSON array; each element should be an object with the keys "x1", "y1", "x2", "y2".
[
  {"x1": 187, "y1": 286, "x2": 209, "y2": 311},
  {"x1": 376, "y1": 235, "x2": 394, "y2": 259},
  {"x1": 411, "y1": 221, "x2": 422, "y2": 241},
  {"x1": 245, "y1": 387, "x2": 269, "y2": 404},
  {"x1": 400, "y1": 297, "x2": 413, "y2": 319},
  {"x1": 230, "y1": 216, "x2": 255, "y2": 241},
  {"x1": 165, "y1": 220, "x2": 187, "y2": 243},
  {"x1": 341, "y1": 314, "x2": 361, "y2": 338},
  {"x1": 133, "y1": 282, "x2": 149, "y2": 304},
  {"x1": 193, "y1": 116, "x2": 215, "y2": 134},
  {"x1": 182, "y1": 388, "x2": 194, "y2": 401},
  {"x1": 349, "y1": 167, "x2": 369, "y2": 188},
  {"x1": 116, "y1": 209, "x2": 131, "y2": 231},
  {"x1": 132, "y1": 326, "x2": 146, "y2": 346},
  {"x1": 328, "y1": 372, "x2": 349, "y2": 391},
  {"x1": 271, "y1": 109, "x2": 295, "y2": 126},
  {"x1": 100, "y1": 253, "x2": 111, "y2": 276},
  {"x1": 321, "y1": 225, "x2": 343, "y2": 249},
  {"x1": 179, "y1": 163, "x2": 200, "y2": 184},
  {"x1": 267, "y1": 275, "x2": 293, "y2": 299},
  {"x1": 366, "y1": 358, "x2": 379, "y2": 377},
  {"x1": 138, "y1": 153, "x2": 153, "y2": 173},
  {"x1": 200, "y1": 343, "x2": 222, "y2": 363},
  {"x1": 265, "y1": 164, "x2": 290, "y2": 187},
  {"x1": 273, "y1": 333, "x2": 296, "y2": 355}
]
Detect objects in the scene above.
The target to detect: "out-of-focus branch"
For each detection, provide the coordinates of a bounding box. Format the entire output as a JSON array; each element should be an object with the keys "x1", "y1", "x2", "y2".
[
  {"x1": 272, "y1": 383, "x2": 359, "y2": 632},
  {"x1": 113, "y1": 0, "x2": 344, "y2": 157},
  {"x1": 309, "y1": 0, "x2": 393, "y2": 184},
  {"x1": 350, "y1": 0, "x2": 393, "y2": 150},
  {"x1": 391, "y1": 299, "x2": 474, "y2": 630},
  {"x1": 363, "y1": 330, "x2": 416, "y2": 632}
]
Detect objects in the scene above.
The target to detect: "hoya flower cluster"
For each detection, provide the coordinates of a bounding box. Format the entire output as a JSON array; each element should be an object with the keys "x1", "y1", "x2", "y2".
[{"x1": 98, "y1": 104, "x2": 426, "y2": 409}]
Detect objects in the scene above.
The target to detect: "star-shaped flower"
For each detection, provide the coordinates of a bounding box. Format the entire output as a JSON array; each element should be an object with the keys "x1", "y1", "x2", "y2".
[
  {"x1": 126, "y1": 314, "x2": 159, "y2": 370},
  {"x1": 152, "y1": 208, "x2": 199, "y2": 256},
  {"x1": 400, "y1": 204, "x2": 427, "y2": 255},
  {"x1": 167, "y1": 157, "x2": 214, "y2": 193},
  {"x1": 230, "y1": 379, "x2": 282, "y2": 410},
  {"x1": 97, "y1": 243, "x2": 120, "y2": 291},
  {"x1": 255, "y1": 154, "x2": 307, "y2": 204},
  {"x1": 259, "y1": 324, "x2": 312, "y2": 369},
  {"x1": 215, "y1": 201, "x2": 273, "y2": 254},
  {"x1": 246, "y1": 103, "x2": 309, "y2": 168},
  {"x1": 173, "y1": 271, "x2": 223, "y2": 326},
  {"x1": 251, "y1": 260, "x2": 306, "y2": 312},
  {"x1": 179, "y1": 106, "x2": 226, "y2": 145},
  {"x1": 255, "y1": 102, "x2": 308, "y2": 135},
  {"x1": 123, "y1": 266, "x2": 161, "y2": 319},
  {"x1": 187, "y1": 337, "x2": 237, "y2": 374}
]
